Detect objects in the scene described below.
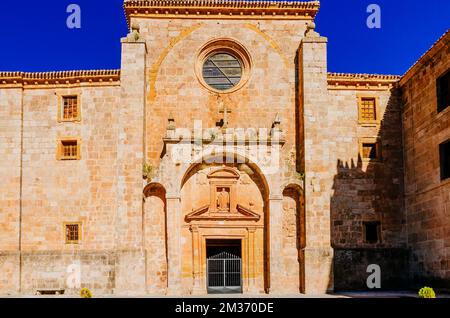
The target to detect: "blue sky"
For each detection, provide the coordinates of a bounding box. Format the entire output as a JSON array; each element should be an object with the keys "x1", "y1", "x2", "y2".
[{"x1": 0, "y1": 0, "x2": 448, "y2": 75}]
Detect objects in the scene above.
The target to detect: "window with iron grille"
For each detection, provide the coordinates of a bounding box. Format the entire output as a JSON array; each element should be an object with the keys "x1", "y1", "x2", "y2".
[
  {"x1": 60, "y1": 95, "x2": 80, "y2": 121},
  {"x1": 202, "y1": 53, "x2": 242, "y2": 91},
  {"x1": 65, "y1": 223, "x2": 81, "y2": 244},
  {"x1": 57, "y1": 139, "x2": 80, "y2": 160},
  {"x1": 359, "y1": 97, "x2": 377, "y2": 121},
  {"x1": 437, "y1": 70, "x2": 450, "y2": 113}
]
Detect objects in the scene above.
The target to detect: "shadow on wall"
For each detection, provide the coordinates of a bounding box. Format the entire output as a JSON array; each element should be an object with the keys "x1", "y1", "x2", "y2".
[{"x1": 330, "y1": 88, "x2": 410, "y2": 291}]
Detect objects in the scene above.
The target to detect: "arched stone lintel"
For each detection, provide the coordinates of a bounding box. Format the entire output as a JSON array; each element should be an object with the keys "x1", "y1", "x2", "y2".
[
  {"x1": 282, "y1": 181, "x2": 304, "y2": 194},
  {"x1": 143, "y1": 182, "x2": 167, "y2": 200}
]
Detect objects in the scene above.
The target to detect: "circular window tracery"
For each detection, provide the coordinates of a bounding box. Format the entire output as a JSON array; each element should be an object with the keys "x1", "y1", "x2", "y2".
[
  {"x1": 202, "y1": 53, "x2": 242, "y2": 91},
  {"x1": 195, "y1": 39, "x2": 252, "y2": 94}
]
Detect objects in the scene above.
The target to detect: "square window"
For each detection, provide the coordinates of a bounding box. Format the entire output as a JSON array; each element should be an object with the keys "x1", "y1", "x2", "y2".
[
  {"x1": 65, "y1": 223, "x2": 81, "y2": 244},
  {"x1": 59, "y1": 95, "x2": 80, "y2": 122},
  {"x1": 364, "y1": 222, "x2": 380, "y2": 244},
  {"x1": 362, "y1": 143, "x2": 378, "y2": 160},
  {"x1": 440, "y1": 140, "x2": 450, "y2": 181},
  {"x1": 437, "y1": 70, "x2": 450, "y2": 113},
  {"x1": 57, "y1": 138, "x2": 80, "y2": 160},
  {"x1": 359, "y1": 97, "x2": 377, "y2": 121}
]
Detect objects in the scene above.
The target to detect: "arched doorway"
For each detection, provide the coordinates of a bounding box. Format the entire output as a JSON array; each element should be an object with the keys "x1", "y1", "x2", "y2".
[
  {"x1": 180, "y1": 160, "x2": 269, "y2": 294},
  {"x1": 143, "y1": 183, "x2": 168, "y2": 294},
  {"x1": 282, "y1": 184, "x2": 305, "y2": 293}
]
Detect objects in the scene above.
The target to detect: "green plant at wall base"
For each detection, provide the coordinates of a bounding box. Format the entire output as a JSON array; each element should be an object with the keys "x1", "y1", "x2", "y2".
[
  {"x1": 143, "y1": 163, "x2": 154, "y2": 180},
  {"x1": 80, "y1": 287, "x2": 93, "y2": 298},
  {"x1": 418, "y1": 287, "x2": 436, "y2": 298}
]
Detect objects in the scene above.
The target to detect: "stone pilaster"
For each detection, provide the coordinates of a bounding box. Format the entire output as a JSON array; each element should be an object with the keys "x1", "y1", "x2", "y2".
[
  {"x1": 114, "y1": 30, "x2": 147, "y2": 295},
  {"x1": 298, "y1": 27, "x2": 334, "y2": 294},
  {"x1": 0, "y1": 87, "x2": 23, "y2": 295},
  {"x1": 268, "y1": 194, "x2": 284, "y2": 294},
  {"x1": 247, "y1": 228, "x2": 258, "y2": 294},
  {"x1": 166, "y1": 194, "x2": 182, "y2": 295},
  {"x1": 190, "y1": 225, "x2": 204, "y2": 295}
]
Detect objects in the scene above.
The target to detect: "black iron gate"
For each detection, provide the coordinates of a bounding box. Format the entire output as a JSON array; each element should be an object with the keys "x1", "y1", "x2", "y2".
[{"x1": 207, "y1": 251, "x2": 242, "y2": 294}]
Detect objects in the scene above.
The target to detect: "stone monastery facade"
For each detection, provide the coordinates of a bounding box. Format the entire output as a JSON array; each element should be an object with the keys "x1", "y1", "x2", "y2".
[{"x1": 0, "y1": 0, "x2": 449, "y2": 295}]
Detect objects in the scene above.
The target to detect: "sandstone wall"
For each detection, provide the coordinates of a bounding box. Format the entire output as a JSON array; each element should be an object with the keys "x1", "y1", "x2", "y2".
[
  {"x1": 135, "y1": 18, "x2": 307, "y2": 178},
  {"x1": 401, "y1": 34, "x2": 450, "y2": 287},
  {"x1": 0, "y1": 88, "x2": 22, "y2": 294},
  {"x1": 326, "y1": 86, "x2": 406, "y2": 290},
  {"x1": 334, "y1": 248, "x2": 408, "y2": 290},
  {"x1": 0, "y1": 84, "x2": 121, "y2": 295},
  {"x1": 328, "y1": 88, "x2": 405, "y2": 249}
]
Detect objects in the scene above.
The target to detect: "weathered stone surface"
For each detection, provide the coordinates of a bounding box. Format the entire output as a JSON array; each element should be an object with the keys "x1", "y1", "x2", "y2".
[
  {"x1": 334, "y1": 248, "x2": 409, "y2": 290},
  {"x1": 401, "y1": 30, "x2": 450, "y2": 288},
  {"x1": 0, "y1": 1, "x2": 448, "y2": 296}
]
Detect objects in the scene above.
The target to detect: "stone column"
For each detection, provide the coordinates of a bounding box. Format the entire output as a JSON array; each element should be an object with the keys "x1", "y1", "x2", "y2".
[
  {"x1": 114, "y1": 27, "x2": 147, "y2": 295},
  {"x1": 190, "y1": 225, "x2": 204, "y2": 295},
  {"x1": 298, "y1": 24, "x2": 334, "y2": 294},
  {"x1": 166, "y1": 194, "x2": 182, "y2": 295},
  {"x1": 247, "y1": 228, "x2": 258, "y2": 293},
  {"x1": 268, "y1": 194, "x2": 284, "y2": 294}
]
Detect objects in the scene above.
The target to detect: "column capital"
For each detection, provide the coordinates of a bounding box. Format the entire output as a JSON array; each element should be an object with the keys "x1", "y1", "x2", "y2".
[
  {"x1": 189, "y1": 225, "x2": 199, "y2": 233},
  {"x1": 269, "y1": 194, "x2": 283, "y2": 201},
  {"x1": 166, "y1": 193, "x2": 181, "y2": 200},
  {"x1": 247, "y1": 227, "x2": 257, "y2": 233},
  {"x1": 301, "y1": 36, "x2": 328, "y2": 44}
]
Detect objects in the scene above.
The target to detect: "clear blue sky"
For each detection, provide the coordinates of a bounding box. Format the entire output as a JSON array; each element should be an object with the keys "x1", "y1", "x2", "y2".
[{"x1": 0, "y1": 0, "x2": 448, "y2": 75}]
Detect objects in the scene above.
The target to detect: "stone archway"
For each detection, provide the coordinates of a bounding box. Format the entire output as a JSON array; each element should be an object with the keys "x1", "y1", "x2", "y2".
[
  {"x1": 282, "y1": 184, "x2": 306, "y2": 293},
  {"x1": 143, "y1": 183, "x2": 168, "y2": 294},
  {"x1": 180, "y1": 162, "x2": 269, "y2": 294}
]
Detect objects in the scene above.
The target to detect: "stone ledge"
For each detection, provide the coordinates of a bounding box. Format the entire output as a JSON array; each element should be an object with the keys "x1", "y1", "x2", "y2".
[{"x1": 0, "y1": 70, "x2": 121, "y2": 88}]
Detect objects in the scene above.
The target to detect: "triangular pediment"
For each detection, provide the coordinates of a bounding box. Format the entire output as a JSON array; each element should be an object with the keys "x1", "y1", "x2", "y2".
[
  {"x1": 185, "y1": 203, "x2": 260, "y2": 222},
  {"x1": 236, "y1": 204, "x2": 261, "y2": 219},
  {"x1": 207, "y1": 167, "x2": 240, "y2": 180}
]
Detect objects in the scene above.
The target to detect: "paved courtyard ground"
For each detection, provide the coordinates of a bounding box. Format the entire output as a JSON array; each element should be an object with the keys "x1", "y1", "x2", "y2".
[{"x1": 3, "y1": 291, "x2": 450, "y2": 298}]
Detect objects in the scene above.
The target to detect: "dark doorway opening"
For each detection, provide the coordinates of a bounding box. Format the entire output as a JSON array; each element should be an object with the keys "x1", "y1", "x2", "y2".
[{"x1": 206, "y1": 239, "x2": 242, "y2": 294}]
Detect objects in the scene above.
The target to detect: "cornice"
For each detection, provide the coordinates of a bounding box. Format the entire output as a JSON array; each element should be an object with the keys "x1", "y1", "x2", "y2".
[
  {"x1": 327, "y1": 72, "x2": 400, "y2": 90},
  {"x1": 0, "y1": 70, "x2": 121, "y2": 88},
  {"x1": 123, "y1": 0, "x2": 320, "y2": 23},
  {"x1": 400, "y1": 29, "x2": 449, "y2": 86}
]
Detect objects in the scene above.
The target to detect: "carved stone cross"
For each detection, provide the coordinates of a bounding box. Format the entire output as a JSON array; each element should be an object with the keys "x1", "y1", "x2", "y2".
[{"x1": 218, "y1": 100, "x2": 231, "y2": 129}]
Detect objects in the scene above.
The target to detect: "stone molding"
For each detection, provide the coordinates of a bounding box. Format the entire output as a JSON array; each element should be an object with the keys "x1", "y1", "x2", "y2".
[
  {"x1": 124, "y1": 0, "x2": 320, "y2": 23},
  {"x1": 327, "y1": 72, "x2": 400, "y2": 90},
  {"x1": 400, "y1": 29, "x2": 449, "y2": 86},
  {"x1": 0, "y1": 70, "x2": 121, "y2": 88}
]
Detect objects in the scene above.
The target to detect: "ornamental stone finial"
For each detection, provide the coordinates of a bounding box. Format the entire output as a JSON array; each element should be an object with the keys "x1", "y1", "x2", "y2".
[
  {"x1": 127, "y1": 23, "x2": 141, "y2": 42},
  {"x1": 167, "y1": 113, "x2": 176, "y2": 130},
  {"x1": 305, "y1": 21, "x2": 319, "y2": 37}
]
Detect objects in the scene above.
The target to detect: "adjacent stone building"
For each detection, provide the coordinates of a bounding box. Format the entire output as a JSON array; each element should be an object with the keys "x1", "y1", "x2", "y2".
[{"x1": 0, "y1": 0, "x2": 448, "y2": 295}]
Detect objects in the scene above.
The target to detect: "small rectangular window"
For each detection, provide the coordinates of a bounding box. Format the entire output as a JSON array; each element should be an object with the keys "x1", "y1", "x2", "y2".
[
  {"x1": 360, "y1": 138, "x2": 381, "y2": 160},
  {"x1": 63, "y1": 96, "x2": 78, "y2": 120},
  {"x1": 440, "y1": 140, "x2": 450, "y2": 181},
  {"x1": 437, "y1": 70, "x2": 450, "y2": 113},
  {"x1": 360, "y1": 97, "x2": 377, "y2": 121},
  {"x1": 364, "y1": 222, "x2": 380, "y2": 244},
  {"x1": 58, "y1": 95, "x2": 80, "y2": 122},
  {"x1": 65, "y1": 223, "x2": 81, "y2": 244},
  {"x1": 362, "y1": 143, "x2": 377, "y2": 159},
  {"x1": 61, "y1": 140, "x2": 78, "y2": 159},
  {"x1": 57, "y1": 138, "x2": 81, "y2": 160}
]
